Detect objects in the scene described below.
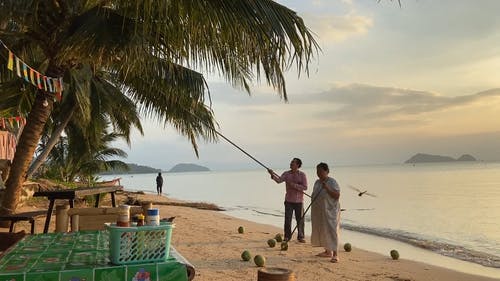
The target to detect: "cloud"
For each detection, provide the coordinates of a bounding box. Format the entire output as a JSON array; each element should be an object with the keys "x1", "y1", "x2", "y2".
[
  {"x1": 304, "y1": 13, "x2": 373, "y2": 43},
  {"x1": 297, "y1": 84, "x2": 500, "y2": 123},
  {"x1": 207, "y1": 83, "x2": 500, "y2": 140}
]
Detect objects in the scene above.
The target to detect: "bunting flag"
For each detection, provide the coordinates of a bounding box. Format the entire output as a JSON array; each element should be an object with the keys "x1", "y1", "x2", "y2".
[
  {"x1": 7, "y1": 51, "x2": 13, "y2": 70},
  {"x1": 47, "y1": 77, "x2": 53, "y2": 92},
  {"x1": 15, "y1": 57, "x2": 21, "y2": 77},
  {"x1": 36, "y1": 72, "x2": 42, "y2": 89},
  {"x1": 22, "y1": 62, "x2": 29, "y2": 82},
  {"x1": 0, "y1": 39, "x2": 64, "y2": 100},
  {"x1": 0, "y1": 116, "x2": 26, "y2": 129},
  {"x1": 29, "y1": 68, "x2": 35, "y2": 84}
]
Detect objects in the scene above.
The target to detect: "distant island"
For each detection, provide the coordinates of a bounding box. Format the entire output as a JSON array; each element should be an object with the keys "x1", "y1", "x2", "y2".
[
  {"x1": 100, "y1": 162, "x2": 210, "y2": 174},
  {"x1": 167, "y1": 163, "x2": 210, "y2": 173},
  {"x1": 100, "y1": 163, "x2": 160, "y2": 175},
  {"x1": 405, "y1": 153, "x2": 477, "y2": 164}
]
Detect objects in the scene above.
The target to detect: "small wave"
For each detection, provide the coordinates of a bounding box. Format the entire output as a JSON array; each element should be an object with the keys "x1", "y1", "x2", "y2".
[
  {"x1": 233, "y1": 205, "x2": 285, "y2": 218},
  {"x1": 252, "y1": 209, "x2": 283, "y2": 218},
  {"x1": 341, "y1": 224, "x2": 500, "y2": 268}
]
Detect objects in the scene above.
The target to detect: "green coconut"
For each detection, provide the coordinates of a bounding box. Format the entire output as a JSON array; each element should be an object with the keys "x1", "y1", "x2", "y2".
[
  {"x1": 390, "y1": 249, "x2": 400, "y2": 260},
  {"x1": 274, "y1": 233, "x2": 283, "y2": 242},
  {"x1": 241, "y1": 250, "x2": 251, "y2": 261},
  {"x1": 344, "y1": 243, "x2": 352, "y2": 252},
  {"x1": 238, "y1": 226, "x2": 245, "y2": 234},
  {"x1": 254, "y1": 255, "x2": 266, "y2": 267},
  {"x1": 267, "y1": 239, "x2": 277, "y2": 248},
  {"x1": 280, "y1": 241, "x2": 288, "y2": 251}
]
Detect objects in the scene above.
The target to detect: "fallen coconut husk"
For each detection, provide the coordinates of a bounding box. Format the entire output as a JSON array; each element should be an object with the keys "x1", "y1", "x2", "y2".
[{"x1": 151, "y1": 201, "x2": 224, "y2": 211}]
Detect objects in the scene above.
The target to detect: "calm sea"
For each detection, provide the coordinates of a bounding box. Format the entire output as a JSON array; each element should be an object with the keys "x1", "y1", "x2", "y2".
[{"x1": 103, "y1": 162, "x2": 500, "y2": 278}]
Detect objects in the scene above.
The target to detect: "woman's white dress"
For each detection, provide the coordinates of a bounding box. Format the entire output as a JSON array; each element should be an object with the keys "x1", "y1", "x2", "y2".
[{"x1": 310, "y1": 177, "x2": 341, "y2": 252}]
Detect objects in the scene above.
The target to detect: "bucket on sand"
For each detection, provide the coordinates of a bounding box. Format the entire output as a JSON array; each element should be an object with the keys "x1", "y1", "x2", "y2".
[{"x1": 257, "y1": 267, "x2": 295, "y2": 281}]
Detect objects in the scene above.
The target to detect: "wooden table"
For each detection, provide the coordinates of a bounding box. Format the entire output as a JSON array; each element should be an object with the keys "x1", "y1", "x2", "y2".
[{"x1": 33, "y1": 185, "x2": 123, "y2": 233}]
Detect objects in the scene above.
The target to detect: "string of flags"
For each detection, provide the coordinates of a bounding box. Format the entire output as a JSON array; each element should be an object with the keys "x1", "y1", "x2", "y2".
[
  {"x1": 1, "y1": 39, "x2": 63, "y2": 101},
  {"x1": 0, "y1": 116, "x2": 26, "y2": 129}
]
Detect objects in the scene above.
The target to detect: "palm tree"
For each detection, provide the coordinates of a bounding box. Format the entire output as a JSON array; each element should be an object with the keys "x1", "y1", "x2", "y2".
[
  {"x1": 41, "y1": 128, "x2": 128, "y2": 183},
  {"x1": 27, "y1": 66, "x2": 144, "y2": 179},
  {"x1": 0, "y1": 1, "x2": 318, "y2": 216}
]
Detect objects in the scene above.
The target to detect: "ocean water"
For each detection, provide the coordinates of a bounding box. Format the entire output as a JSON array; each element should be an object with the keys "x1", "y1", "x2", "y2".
[{"x1": 102, "y1": 162, "x2": 500, "y2": 278}]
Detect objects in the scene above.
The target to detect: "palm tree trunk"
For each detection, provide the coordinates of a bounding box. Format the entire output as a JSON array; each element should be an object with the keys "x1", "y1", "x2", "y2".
[
  {"x1": 26, "y1": 105, "x2": 75, "y2": 179},
  {"x1": 0, "y1": 92, "x2": 53, "y2": 218}
]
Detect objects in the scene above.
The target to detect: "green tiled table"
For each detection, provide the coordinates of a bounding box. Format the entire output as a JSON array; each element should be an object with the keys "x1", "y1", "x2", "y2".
[{"x1": 0, "y1": 231, "x2": 189, "y2": 281}]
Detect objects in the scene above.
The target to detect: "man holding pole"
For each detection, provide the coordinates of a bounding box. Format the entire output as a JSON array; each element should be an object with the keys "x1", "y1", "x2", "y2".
[{"x1": 268, "y1": 158, "x2": 308, "y2": 243}]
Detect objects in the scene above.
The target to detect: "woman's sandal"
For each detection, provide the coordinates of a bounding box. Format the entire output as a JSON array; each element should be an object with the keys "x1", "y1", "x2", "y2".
[
  {"x1": 316, "y1": 251, "x2": 332, "y2": 257},
  {"x1": 330, "y1": 256, "x2": 339, "y2": 263}
]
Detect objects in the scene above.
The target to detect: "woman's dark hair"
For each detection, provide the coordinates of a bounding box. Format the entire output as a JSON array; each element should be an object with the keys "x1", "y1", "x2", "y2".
[
  {"x1": 293, "y1": 158, "x2": 302, "y2": 168},
  {"x1": 316, "y1": 162, "x2": 329, "y2": 172}
]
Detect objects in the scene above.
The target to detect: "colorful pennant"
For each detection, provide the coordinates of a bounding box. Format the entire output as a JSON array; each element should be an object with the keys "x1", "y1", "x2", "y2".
[
  {"x1": 1, "y1": 39, "x2": 63, "y2": 101},
  {"x1": 0, "y1": 116, "x2": 26, "y2": 129}
]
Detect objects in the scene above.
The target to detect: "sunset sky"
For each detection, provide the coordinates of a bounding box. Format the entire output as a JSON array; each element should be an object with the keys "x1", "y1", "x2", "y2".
[{"x1": 117, "y1": 0, "x2": 500, "y2": 171}]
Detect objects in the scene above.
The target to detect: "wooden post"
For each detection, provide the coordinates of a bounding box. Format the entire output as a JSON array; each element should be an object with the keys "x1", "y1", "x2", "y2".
[
  {"x1": 141, "y1": 202, "x2": 152, "y2": 214},
  {"x1": 55, "y1": 204, "x2": 70, "y2": 233},
  {"x1": 71, "y1": 214, "x2": 79, "y2": 231}
]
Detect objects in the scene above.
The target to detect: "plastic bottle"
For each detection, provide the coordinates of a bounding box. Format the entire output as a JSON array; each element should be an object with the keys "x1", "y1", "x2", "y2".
[
  {"x1": 146, "y1": 208, "x2": 160, "y2": 226},
  {"x1": 136, "y1": 214, "x2": 145, "y2": 226},
  {"x1": 117, "y1": 205, "x2": 130, "y2": 227}
]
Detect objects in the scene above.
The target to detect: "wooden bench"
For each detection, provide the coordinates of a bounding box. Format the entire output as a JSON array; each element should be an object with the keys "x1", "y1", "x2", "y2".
[
  {"x1": 33, "y1": 185, "x2": 123, "y2": 233},
  {"x1": 0, "y1": 210, "x2": 47, "y2": 234},
  {"x1": 56, "y1": 203, "x2": 152, "y2": 232}
]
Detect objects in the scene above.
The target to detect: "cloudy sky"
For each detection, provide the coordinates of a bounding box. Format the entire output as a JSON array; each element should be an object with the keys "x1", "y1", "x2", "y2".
[{"x1": 118, "y1": 0, "x2": 500, "y2": 171}]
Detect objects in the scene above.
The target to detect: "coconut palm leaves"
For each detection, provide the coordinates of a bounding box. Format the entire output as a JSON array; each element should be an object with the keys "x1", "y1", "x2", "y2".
[{"x1": 41, "y1": 130, "x2": 128, "y2": 183}]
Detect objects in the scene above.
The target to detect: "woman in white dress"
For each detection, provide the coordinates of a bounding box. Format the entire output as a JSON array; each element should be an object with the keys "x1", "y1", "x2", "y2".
[{"x1": 310, "y1": 162, "x2": 341, "y2": 263}]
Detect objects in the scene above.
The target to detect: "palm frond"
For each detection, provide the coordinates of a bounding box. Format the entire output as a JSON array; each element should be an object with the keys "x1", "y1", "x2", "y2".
[
  {"x1": 56, "y1": 1, "x2": 319, "y2": 100},
  {"x1": 90, "y1": 75, "x2": 144, "y2": 143},
  {"x1": 110, "y1": 57, "x2": 218, "y2": 156}
]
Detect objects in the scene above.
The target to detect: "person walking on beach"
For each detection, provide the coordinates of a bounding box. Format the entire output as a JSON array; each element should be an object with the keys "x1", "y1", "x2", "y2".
[
  {"x1": 156, "y1": 172, "x2": 164, "y2": 196},
  {"x1": 310, "y1": 162, "x2": 341, "y2": 263},
  {"x1": 268, "y1": 157, "x2": 308, "y2": 243}
]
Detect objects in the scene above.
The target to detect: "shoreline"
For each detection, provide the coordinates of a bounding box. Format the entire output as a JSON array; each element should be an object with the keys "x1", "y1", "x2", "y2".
[{"x1": 6, "y1": 191, "x2": 500, "y2": 280}]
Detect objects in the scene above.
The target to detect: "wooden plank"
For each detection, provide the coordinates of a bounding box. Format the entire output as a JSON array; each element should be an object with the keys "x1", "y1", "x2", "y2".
[
  {"x1": 33, "y1": 186, "x2": 123, "y2": 199},
  {"x1": 73, "y1": 186, "x2": 123, "y2": 197},
  {"x1": 33, "y1": 190, "x2": 76, "y2": 199},
  {"x1": 67, "y1": 207, "x2": 122, "y2": 216},
  {"x1": 77, "y1": 214, "x2": 118, "y2": 231},
  {"x1": 0, "y1": 210, "x2": 47, "y2": 221}
]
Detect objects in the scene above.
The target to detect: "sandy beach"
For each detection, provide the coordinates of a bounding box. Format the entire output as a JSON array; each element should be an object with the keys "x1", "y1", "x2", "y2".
[{"x1": 4, "y1": 192, "x2": 498, "y2": 281}]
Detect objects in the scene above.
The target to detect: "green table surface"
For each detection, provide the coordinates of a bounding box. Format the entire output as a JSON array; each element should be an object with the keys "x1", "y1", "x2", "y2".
[{"x1": 0, "y1": 231, "x2": 188, "y2": 281}]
